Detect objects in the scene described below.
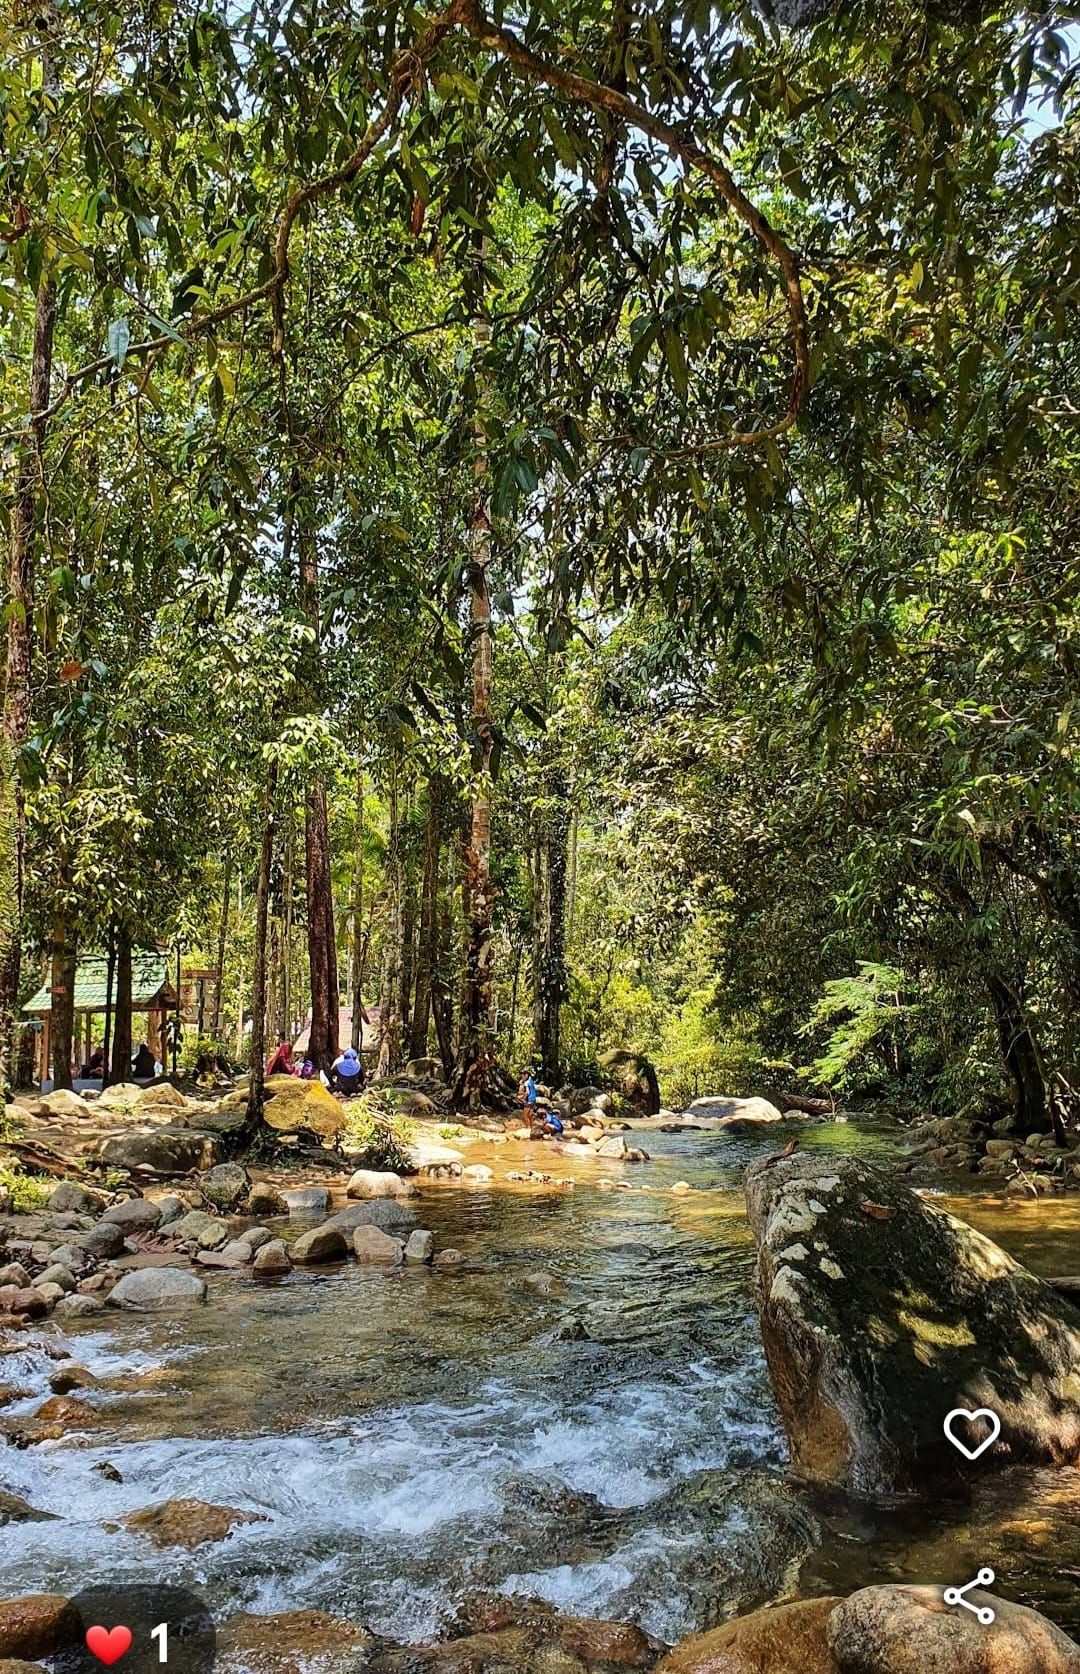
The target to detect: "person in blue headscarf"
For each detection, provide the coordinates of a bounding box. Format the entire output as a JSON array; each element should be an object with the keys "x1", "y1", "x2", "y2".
[{"x1": 331, "y1": 1044, "x2": 364, "y2": 1096}]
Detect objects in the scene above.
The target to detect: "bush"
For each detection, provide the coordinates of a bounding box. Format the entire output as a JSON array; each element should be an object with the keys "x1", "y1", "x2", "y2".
[
  {"x1": 652, "y1": 988, "x2": 764, "y2": 1108},
  {"x1": 341, "y1": 1096, "x2": 415, "y2": 1173},
  {"x1": 0, "y1": 1161, "x2": 53, "y2": 1212},
  {"x1": 179, "y1": 1031, "x2": 232, "y2": 1072}
]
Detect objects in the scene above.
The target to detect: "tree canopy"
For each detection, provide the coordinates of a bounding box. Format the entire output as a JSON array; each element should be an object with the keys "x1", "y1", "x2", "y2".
[{"x1": 1, "y1": 0, "x2": 1077, "y2": 1131}]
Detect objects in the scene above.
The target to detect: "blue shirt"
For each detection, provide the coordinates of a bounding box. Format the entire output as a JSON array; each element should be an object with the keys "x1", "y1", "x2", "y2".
[{"x1": 525, "y1": 1076, "x2": 537, "y2": 1104}]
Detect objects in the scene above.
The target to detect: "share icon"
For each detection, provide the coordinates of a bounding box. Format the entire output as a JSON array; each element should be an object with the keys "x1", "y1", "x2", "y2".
[{"x1": 943, "y1": 1568, "x2": 996, "y2": 1627}]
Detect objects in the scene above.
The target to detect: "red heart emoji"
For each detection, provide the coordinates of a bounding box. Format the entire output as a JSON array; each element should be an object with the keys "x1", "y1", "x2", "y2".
[{"x1": 85, "y1": 1625, "x2": 133, "y2": 1666}]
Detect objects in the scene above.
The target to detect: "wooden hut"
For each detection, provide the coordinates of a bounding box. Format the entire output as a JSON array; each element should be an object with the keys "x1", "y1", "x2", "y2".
[
  {"x1": 22, "y1": 952, "x2": 177, "y2": 1086},
  {"x1": 292, "y1": 1004, "x2": 381, "y2": 1056}
]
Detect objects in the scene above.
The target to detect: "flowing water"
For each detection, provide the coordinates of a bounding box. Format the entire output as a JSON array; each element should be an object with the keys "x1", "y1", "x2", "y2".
[{"x1": 4, "y1": 1118, "x2": 1080, "y2": 1646}]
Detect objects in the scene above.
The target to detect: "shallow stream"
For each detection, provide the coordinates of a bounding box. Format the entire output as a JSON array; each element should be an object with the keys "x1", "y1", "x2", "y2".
[{"x1": 4, "y1": 1119, "x2": 1080, "y2": 1645}]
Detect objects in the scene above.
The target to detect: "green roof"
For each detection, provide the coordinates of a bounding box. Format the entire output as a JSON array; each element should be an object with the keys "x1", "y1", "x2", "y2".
[{"x1": 23, "y1": 953, "x2": 173, "y2": 1015}]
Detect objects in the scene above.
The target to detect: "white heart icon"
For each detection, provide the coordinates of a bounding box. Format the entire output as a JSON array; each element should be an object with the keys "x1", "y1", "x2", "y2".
[{"x1": 944, "y1": 1407, "x2": 1002, "y2": 1461}]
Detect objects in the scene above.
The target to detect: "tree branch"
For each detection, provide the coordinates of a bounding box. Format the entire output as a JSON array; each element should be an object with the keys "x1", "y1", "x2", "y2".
[
  {"x1": 451, "y1": 0, "x2": 811, "y2": 447},
  {"x1": 9, "y1": 0, "x2": 810, "y2": 454}
]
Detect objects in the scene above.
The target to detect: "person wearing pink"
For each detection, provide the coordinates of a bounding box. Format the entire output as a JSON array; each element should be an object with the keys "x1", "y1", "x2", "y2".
[{"x1": 265, "y1": 1035, "x2": 297, "y2": 1076}]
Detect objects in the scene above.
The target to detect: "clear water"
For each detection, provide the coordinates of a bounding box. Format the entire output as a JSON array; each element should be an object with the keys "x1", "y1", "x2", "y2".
[{"x1": 3, "y1": 1119, "x2": 1079, "y2": 1645}]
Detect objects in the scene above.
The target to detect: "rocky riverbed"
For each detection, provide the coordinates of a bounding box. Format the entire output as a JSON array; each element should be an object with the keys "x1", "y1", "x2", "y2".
[{"x1": 3, "y1": 1104, "x2": 1080, "y2": 1671}]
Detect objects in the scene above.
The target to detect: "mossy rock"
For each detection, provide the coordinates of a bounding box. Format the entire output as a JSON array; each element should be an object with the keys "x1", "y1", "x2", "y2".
[
  {"x1": 262, "y1": 1076, "x2": 344, "y2": 1138},
  {"x1": 746, "y1": 1152, "x2": 1080, "y2": 1497},
  {"x1": 135, "y1": 1082, "x2": 189, "y2": 1111},
  {"x1": 598, "y1": 1048, "x2": 660, "y2": 1115}
]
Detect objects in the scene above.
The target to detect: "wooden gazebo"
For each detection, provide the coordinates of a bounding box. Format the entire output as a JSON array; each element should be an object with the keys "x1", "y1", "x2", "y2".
[{"x1": 22, "y1": 952, "x2": 177, "y2": 1085}]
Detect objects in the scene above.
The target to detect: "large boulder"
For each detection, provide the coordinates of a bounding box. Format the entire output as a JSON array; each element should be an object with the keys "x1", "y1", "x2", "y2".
[
  {"x1": 407, "y1": 1139, "x2": 466, "y2": 1173},
  {"x1": 403, "y1": 1229, "x2": 435, "y2": 1264},
  {"x1": 827, "y1": 1585, "x2": 1080, "y2": 1673},
  {"x1": 345, "y1": 1169, "x2": 418, "y2": 1200},
  {"x1": 169, "y1": 1210, "x2": 228, "y2": 1248},
  {"x1": 0, "y1": 1596, "x2": 79, "y2": 1661},
  {"x1": 107, "y1": 1267, "x2": 207, "y2": 1309},
  {"x1": 405, "y1": 1057, "x2": 445, "y2": 1082},
  {"x1": 598, "y1": 1048, "x2": 661, "y2": 1115},
  {"x1": 193, "y1": 1104, "x2": 248, "y2": 1137},
  {"x1": 262, "y1": 1076, "x2": 344, "y2": 1138},
  {"x1": 38, "y1": 1089, "x2": 92, "y2": 1120},
  {"x1": 94, "y1": 1081, "x2": 144, "y2": 1111},
  {"x1": 654, "y1": 1588, "x2": 1080, "y2": 1674},
  {"x1": 352, "y1": 1225, "x2": 405, "y2": 1264},
  {"x1": 100, "y1": 1196, "x2": 162, "y2": 1232},
  {"x1": 135, "y1": 1082, "x2": 189, "y2": 1112},
  {"x1": 292, "y1": 1224, "x2": 348, "y2": 1264},
  {"x1": 690, "y1": 1095, "x2": 784, "y2": 1126},
  {"x1": 368, "y1": 1601, "x2": 662, "y2": 1674},
  {"x1": 217, "y1": 1611, "x2": 370, "y2": 1674},
  {"x1": 122, "y1": 1497, "x2": 264, "y2": 1549},
  {"x1": 655, "y1": 1597, "x2": 840, "y2": 1674},
  {"x1": 97, "y1": 1128, "x2": 216, "y2": 1174},
  {"x1": 46, "y1": 1182, "x2": 104, "y2": 1215},
  {"x1": 282, "y1": 1186, "x2": 331, "y2": 1216},
  {"x1": 253, "y1": 1239, "x2": 292, "y2": 1275},
  {"x1": 322, "y1": 1201, "x2": 415, "y2": 1236},
  {"x1": 746, "y1": 1153, "x2": 1080, "y2": 1496},
  {"x1": 199, "y1": 1162, "x2": 250, "y2": 1212},
  {"x1": 593, "y1": 1133, "x2": 650, "y2": 1160},
  {"x1": 247, "y1": 1182, "x2": 289, "y2": 1217},
  {"x1": 76, "y1": 1221, "x2": 126, "y2": 1261},
  {"x1": 559, "y1": 1085, "x2": 613, "y2": 1118}
]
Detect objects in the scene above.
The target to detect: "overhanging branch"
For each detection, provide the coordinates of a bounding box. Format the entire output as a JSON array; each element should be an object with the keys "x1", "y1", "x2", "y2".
[{"x1": 9, "y1": 1, "x2": 810, "y2": 452}]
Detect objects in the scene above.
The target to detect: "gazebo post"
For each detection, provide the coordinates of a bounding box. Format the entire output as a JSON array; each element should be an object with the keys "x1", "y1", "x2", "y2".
[{"x1": 154, "y1": 1001, "x2": 168, "y2": 1066}]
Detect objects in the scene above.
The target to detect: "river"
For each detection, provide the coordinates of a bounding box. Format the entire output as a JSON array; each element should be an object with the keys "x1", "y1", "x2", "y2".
[{"x1": 3, "y1": 1117, "x2": 1079, "y2": 1645}]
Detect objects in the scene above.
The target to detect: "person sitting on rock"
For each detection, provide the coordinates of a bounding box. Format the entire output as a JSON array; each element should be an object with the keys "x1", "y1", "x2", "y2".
[
  {"x1": 265, "y1": 1034, "x2": 296, "y2": 1077},
  {"x1": 331, "y1": 1044, "x2": 364, "y2": 1097}
]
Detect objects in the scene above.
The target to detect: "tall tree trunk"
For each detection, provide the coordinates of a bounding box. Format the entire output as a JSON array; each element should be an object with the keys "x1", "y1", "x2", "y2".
[
  {"x1": 305, "y1": 779, "x2": 338, "y2": 1070},
  {"x1": 453, "y1": 317, "x2": 498, "y2": 1110},
  {"x1": 377, "y1": 770, "x2": 403, "y2": 1075},
  {"x1": 269, "y1": 918, "x2": 284, "y2": 1040},
  {"x1": 399, "y1": 804, "x2": 418, "y2": 1056},
  {"x1": 350, "y1": 773, "x2": 365, "y2": 1050},
  {"x1": 431, "y1": 807, "x2": 456, "y2": 1079},
  {"x1": 110, "y1": 930, "x2": 132, "y2": 1083},
  {"x1": 233, "y1": 871, "x2": 245, "y2": 1061},
  {"x1": 49, "y1": 907, "x2": 76, "y2": 1090},
  {"x1": 211, "y1": 856, "x2": 232, "y2": 1039},
  {"x1": 297, "y1": 518, "x2": 339, "y2": 1071},
  {"x1": 533, "y1": 767, "x2": 571, "y2": 1084},
  {"x1": 0, "y1": 266, "x2": 57, "y2": 1092},
  {"x1": 409, "y1": 778, "x2": 441, "y2": 1060},
  {"x1": 988, "y1": 974, "x2": 1060, "y2": 1141},
  {"x1": 282, "y1": 814, "x2": 293, "y2": 1038},
  {"x1": 245, "y1": 767, "x2": 277, "y2": 1133}
]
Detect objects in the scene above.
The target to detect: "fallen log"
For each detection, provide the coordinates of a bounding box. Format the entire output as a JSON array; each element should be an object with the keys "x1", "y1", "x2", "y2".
[{"x1": 777, "y1": 1089, "x2": 836, "y2": 1116}]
